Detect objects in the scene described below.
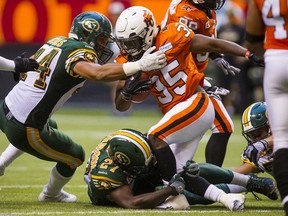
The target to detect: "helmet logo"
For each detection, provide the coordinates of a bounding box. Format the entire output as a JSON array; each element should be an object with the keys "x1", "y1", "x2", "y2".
[
  {"x1": 82, "y1": 18, "x2": 100, "y2": 32},
  {"x1": 114, "y1": 151, "x2": 131, "y2": 166},
  {"x1": 143, "y1": 12, "x2": 154, "y2": 27}
]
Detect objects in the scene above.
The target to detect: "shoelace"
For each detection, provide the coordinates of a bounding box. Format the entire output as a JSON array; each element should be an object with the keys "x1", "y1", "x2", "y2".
[{"x1": 246, "y1": 190, "x2": 262, "y2": 201}]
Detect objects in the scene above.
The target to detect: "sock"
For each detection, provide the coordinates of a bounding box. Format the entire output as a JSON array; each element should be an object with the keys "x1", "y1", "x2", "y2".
[
  {"x1": 0, "y1": 143, "x2": 24, "y2": 175},
  {"x1": 273, "y1": 149, "x2": 288, "y2": 204},
  {"x1": 44, "y1": 166, "x2": 73, "y2": 196},
  {"x1": 230, "y1": 171, "x2": 250, "y2": 187},
  {"x1": 182, "y1": 174, "x2": 210, "y2": 196},
  {"x1": 227, "y1": 184, "x2": 247, "y2": 193},
  {"x1": 204, "y1": 184, "x2": 226, "y2": 202},
  {"x1": 153, "y1": 146, "x2": 176, "y2": 181},
  {"x1": 205, "y1": 133, "x2": 231, "y2": 167}
]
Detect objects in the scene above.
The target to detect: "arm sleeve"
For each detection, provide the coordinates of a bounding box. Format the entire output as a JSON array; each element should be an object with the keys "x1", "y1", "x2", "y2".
[{"x1": 0, "y1": 56, "x2": 15, "y2": 72}]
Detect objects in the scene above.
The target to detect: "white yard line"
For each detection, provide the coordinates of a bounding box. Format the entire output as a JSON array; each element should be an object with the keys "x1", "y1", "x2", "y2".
[{"x1": 0, "y1": 210, "x2": 284, "y2": 215}]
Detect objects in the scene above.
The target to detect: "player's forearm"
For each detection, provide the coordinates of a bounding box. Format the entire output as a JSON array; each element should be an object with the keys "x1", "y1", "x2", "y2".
[
  {"x1": 128, "y1": 187, "x2": 175, "y2": 209},
  {"x1": 0, "y1": 56, "x2": 15, "y2": 71},
  {"x1": 115, "y1": 89, "x2": 132, "y2": 112},
  {"x1": 209, "y1": 39, "x2": 248, "y2": 57}
]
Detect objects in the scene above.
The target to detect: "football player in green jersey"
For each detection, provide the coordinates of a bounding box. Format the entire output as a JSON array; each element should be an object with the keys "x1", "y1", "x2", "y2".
[
  {"x1": 0, "y1": 11, "x2": 166, "y2": 203},
  {"x1": 84, "y1": 128, "x2": 277, "y2": 210}
]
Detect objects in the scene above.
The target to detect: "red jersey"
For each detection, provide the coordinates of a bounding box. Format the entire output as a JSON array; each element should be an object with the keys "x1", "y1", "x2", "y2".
[
  {"x1": 116, "y1": 22, "x2": 204, "y2": 114},
  {"x1": 161, "y1": 0, "x2": 217, "y2": 73},
  {"x1": 254, "y1": 0, "x2": 288, "y2": 50}
]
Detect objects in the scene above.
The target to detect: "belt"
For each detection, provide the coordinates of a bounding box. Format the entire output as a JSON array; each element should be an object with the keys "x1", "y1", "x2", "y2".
[{"x1": 2, "y1": 102, "x2": 22, "y2": 124}]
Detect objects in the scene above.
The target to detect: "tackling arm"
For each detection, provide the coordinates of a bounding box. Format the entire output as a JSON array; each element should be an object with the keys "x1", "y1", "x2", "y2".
[
  {"x1": 190, "y1": 34, "x2": 248, "y2": 57},
  {"x1": 109, "y1": 183, "x2": 179, "y2": 209}
]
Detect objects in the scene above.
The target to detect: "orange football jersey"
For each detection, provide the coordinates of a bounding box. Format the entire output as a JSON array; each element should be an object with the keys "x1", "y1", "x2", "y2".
[
  {"x1": 115, "y1": 22, "x2": 204, "y2": 114},
  {"x1": 161, "y1": 0, "x2": 217, "y2": 73},
  {"x1": 254, "y1": 0, "x2": 288, "y2": 50}
]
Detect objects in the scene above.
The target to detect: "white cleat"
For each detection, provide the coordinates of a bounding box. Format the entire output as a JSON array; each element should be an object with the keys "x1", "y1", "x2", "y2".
[
  {"x1": 219, "y1": 193, "x2": 245, "y2": 211},
  {"x1": 38, "y1": 190, "x2": 77, "y2": 203},
  {"x1": 155, "y1": 194, "x2": 190, "y2": 210}
]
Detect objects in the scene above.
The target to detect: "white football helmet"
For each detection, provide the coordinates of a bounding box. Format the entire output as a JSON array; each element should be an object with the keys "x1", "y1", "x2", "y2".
[{"x1": 115, "y1": 6, "x2": 158, "y2": 60}]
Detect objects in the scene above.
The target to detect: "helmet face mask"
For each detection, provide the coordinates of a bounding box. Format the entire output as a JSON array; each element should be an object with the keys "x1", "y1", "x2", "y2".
[
  {"x1": 69, "y1": 11, "x2": 114, "y2": 64},
  {"x1": 108, "y1": 129, "x2": 153, "y2": 178},
  {"x1": 190, "y1": 0, "x2": 226, "y2": 10},
  {"x1": 115, "y1": 6, "x2": 157, "y2": 61},
  {"x1": 242, "y1": 102, "x2": 271, "y2": 143}
]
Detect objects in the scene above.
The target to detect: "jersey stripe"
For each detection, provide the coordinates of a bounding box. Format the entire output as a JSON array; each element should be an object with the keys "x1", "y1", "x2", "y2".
[{"x1": 152, "y1": 93, "x2": 209, "y2": 139}]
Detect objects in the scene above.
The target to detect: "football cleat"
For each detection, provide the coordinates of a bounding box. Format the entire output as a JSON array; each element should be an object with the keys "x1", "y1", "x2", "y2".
[
  {"x1": 155, "y1": 194, "x2": 190, "y2": 210},
  {"x1": 38, "y1": 189, "x2": 77, "y2": 202},
  {"x1": 219, "y1": 193, "x2": 245, "y2": 211},
  {"x1": 246, "y1": 174, "x2": 278, "y2": 200}
]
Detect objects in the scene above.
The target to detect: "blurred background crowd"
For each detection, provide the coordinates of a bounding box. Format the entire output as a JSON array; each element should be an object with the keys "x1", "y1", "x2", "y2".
[{"x1": 0, "y1": 0, "x2": 263, "y2": 116}]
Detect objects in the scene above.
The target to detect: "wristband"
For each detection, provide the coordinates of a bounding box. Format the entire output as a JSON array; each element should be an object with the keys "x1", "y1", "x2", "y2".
[
  {"x1": 245, "y1": 50, "x2": 251, "y2": 59},
  {"x1": 122, "y1": 62, "x2": 141, "y2": 76}
]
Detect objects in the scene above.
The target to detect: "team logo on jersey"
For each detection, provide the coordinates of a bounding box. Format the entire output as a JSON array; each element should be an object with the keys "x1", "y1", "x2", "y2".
[
  {"x1": 114, "y1": 151, "x2": 131, "y2": 166},
  {"x1": 143, "y1": 12, "x2": 154, "y2": 27},
  {"x1": 82, "y1": 18, "x2": 100, "y2": 32}
]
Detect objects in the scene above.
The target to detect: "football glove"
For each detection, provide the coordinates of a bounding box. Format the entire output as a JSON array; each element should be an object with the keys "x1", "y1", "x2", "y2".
[
  {"x1": 137, "y1": 46, "x2": 167, "y2": 71},
  {"x1": 247, "y1": 53, "x2": 264, "y2": 67},
  {"x1": 121, "y1": 72, "x2": 152, "y2": 101},
  {"x1": 183, "y1": 160, "x2": 200, "y2": 178},
  {"x1": 168, "y1": 174, "x2": 185, "y2": 195},
  {"x1": 243, "y1": 140, "x2": 269, "y2": 166},
  {"x1": 210, "y1": 53, "x2": 240, "y2": 76},
  {"x1": 205, "y1": 86, "x2": 230, "y2": 101},
  {"x1": 13, "y1": 52, "x2": 39, "y2": 81}
]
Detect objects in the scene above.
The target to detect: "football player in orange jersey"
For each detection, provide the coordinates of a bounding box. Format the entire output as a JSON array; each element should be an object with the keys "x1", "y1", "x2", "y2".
[
  {"x1": 113, "y1": 6, "x2": 263, "y2": 208},
  {"x1": 245, "y1": 0, "x2": 288, "y2": 214},
  {"x1": 161, "y1": 0, "x2": 240, "y2": 167}
]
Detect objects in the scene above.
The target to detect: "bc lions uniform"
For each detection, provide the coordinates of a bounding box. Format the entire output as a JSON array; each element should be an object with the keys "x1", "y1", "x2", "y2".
[{"x1": 161, "y1": 0, "x2": 234, "y2": 167}]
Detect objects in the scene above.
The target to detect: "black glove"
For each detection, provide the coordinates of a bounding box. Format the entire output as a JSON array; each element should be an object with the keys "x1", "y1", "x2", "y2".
[
  {"x1": 168, "y1": 173, "x2": 185, "y2": 195},
  {"x1": 13, "y1": 53, "x2": 39, "y2": 81},
  {"x1": 183, "y1": 160, "x2": 200, "y2": 178},
  {"x1": 247, "y1": 53, "x2": 264, "y2": 67},
  {"x1": 121, "y1": 72, "x2": 151, "y2": 100},
  {"x1": 204, "y1": 86, "x2": 230, "y2": 101}
]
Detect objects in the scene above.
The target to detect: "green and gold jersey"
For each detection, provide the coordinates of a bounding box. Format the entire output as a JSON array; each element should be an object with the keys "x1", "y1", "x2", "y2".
[
  {"x1": 84, "y1": 133, "x2": 130, "y2": 205},
  {"x1": 5, "y1": 36, "x2": 98, "y2": 128}
]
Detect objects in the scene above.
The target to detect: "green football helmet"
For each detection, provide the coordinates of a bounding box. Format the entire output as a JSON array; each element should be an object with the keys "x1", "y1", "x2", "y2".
[
  {"x1": 107, "y1": 129, "x2": 153, "y2": 178},
  {"x1": 69, "y1": 11, "x2": 114, "y2": 64},
  {"x1": 242, "y1": 102, "x2": 270, "y2": 143}
]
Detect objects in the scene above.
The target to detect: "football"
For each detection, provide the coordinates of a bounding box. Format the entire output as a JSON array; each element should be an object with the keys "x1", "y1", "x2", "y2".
[{"x1": 131, "y1": 72, "x2": 151, "y2": 103}]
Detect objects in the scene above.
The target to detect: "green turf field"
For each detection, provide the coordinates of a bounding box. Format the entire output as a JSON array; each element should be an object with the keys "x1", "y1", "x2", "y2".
[{"x1": 0, "y1": 107, "x2": 284, "y2": 216}]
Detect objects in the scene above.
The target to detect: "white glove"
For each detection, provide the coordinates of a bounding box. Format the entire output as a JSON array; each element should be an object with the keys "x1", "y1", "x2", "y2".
[
  {"x1": 213, "y1": 56, "x2": 240, "y2": 76},
  {"x1": 137, "y1": 46, "x2": 167, "y2": 71},
  {"x1": 205, "y1": 86, "x2": 230, "y2": 100},
  {"x1": 243, "y1": 140, "x2": 269, "y2": 166}
]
